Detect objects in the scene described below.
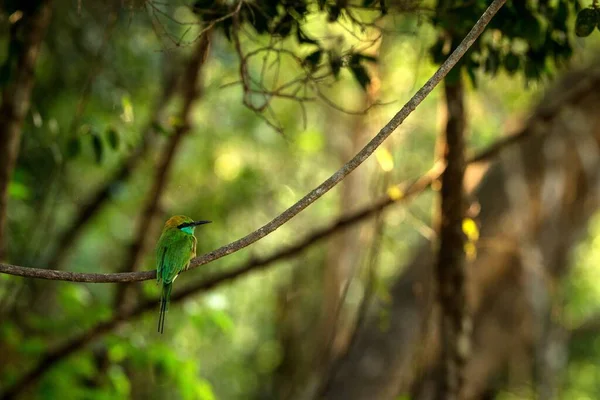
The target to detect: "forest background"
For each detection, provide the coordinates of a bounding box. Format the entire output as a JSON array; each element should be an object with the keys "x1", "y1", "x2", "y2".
[{"x1": 2, "y1": 0, "x2": 600, "y2": 399}]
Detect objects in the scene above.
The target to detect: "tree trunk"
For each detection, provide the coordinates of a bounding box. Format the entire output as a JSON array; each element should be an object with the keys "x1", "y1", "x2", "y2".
[{"x1": 434, "y1": 76, "x2": 468, "y2": 399}]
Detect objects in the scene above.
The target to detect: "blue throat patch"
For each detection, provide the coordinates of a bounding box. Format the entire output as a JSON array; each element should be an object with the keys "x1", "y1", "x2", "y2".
[{"x1": 180, "y1": 226, "x2": 195, "y2": 235}]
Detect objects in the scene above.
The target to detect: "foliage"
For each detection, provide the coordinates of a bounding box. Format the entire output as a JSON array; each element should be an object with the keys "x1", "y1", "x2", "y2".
[
  {"x1": 191, "y1": 0, "x2": 392, "y2": 91},
  {"x1": 430, "y1": 0, "x2": 580, "y2": 85},
  {"x1": 575, "y1": 1, "x2": 600, "y2": 37}
]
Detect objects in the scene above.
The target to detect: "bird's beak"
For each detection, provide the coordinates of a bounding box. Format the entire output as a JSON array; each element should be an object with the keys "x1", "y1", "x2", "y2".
[{"x1": 191, "y1": 220, "x2": 212, "y2": 226}]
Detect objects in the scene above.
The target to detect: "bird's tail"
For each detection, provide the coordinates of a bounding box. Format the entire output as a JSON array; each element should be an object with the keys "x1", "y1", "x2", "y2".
[{"x1": 158, "y1": 282, "x2": 172, "y2": 334}]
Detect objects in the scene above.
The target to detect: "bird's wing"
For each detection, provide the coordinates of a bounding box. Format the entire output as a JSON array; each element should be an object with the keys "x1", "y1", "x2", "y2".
[
  {"x1": 161, "y1": 235, "x2": 195, "y2": 283},
  {"x1": 187, "y1": 236, "x2": 197, "y2": 271},
  {"x1": 156, "y1": 245, "x2": 168, "y2": 283}
]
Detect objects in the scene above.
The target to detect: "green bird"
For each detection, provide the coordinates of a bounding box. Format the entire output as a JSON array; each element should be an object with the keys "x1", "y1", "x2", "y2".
[{"x1": 156, "y1": 215, "x2": 211, "y2": 334}]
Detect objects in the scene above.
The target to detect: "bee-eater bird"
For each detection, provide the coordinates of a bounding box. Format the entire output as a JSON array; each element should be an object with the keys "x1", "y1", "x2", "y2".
[{"x1": 156, "y1": 215, "x2": 211, "y2": 334}]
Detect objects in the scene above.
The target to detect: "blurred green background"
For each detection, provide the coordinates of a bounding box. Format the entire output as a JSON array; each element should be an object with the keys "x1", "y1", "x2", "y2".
[{"x1": 2, "y1": 0, "x2": 600, "y2": 399}]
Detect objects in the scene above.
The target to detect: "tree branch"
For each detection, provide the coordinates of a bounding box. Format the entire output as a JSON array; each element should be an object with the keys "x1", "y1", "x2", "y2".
[{"x1": 0, "y1": 0, "x2": 506, "y2": 283}]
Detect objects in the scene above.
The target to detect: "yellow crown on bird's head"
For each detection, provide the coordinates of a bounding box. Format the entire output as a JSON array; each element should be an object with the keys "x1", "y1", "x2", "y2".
[{"x1": 163, "y1": 215, "x2": 212, "y2": 231}]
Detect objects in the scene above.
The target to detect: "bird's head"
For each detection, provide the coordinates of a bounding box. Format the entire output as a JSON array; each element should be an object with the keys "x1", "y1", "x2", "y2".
[{"x1": 163, "y1": 215, "x2": 211, "y2": 235}]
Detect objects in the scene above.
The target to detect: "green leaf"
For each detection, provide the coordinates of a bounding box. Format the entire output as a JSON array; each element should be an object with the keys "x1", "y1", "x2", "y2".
[
  {"x1": 296, "y1": 27, "x2": 318, "y2": 45},
  {"x1": 290, "y1": 1, "x2": 308, "y2": 17},
  {"x1": 66, "y1": 137, "x2": 81, "y2": 159},
  {"x1": 524, "y1": 59, "x2": 541, "y2": 81},
  {"x1": 256, "y1": 341, "x2": 284, "y2": 373},
  {"x1": 575, "y1": 8, "x2": 597, "y2": 37},
  {"x1": 108, "y1": 365, "x2": 131, "y2": 396},
  {"x1": 78, "y1": 123, "x2": 92, "y2": 136},
  {"x1": 1, "y1": 322, "x2": 21, "y2": 347},
  {"x1": 106, "y1": 127, "x2": 120, "y2": 150},
  {"x1": 91, "y1": 133, "x2": 104, "y2": 164},
  {"x1": 466, "y1": 66, "x2": 478, "y2": 89},
  {"x1": 194, "y1": 380, "x2": 216, "y2": 400},
  {"x1": 430, "y1": 37, "x2": 446, "y2": 65},
  {"x1": 273, "y1": 14, "x2": 294, "y2": 37},
  {"x1": 121, "y1": 95, "x2": 134, "y2": 123},
  {"x1": 327, "y1": 5, "x2": 341, "y2": 22},
  {"x1": 152, "y1": 121, "x2": 170, "y2": 136},
  {"x1": 304, "y1": 50, "x2": 322, "y2": 70},
  {"x1": 20, "y1": 337, "x2": 46, "y2": 355},
  {"x1": 209, "y1": 310, "x2": 235, "y2": 334},
  {"x1": 108, "y1": 343, "x2": 128, "y2": 363},
  {"x1": 503, "y1": 52, "x2": 520, "y2": 75},
  {"x1": 523, "y1": 15, "x2": 544, "y2": 49},
  {"x1": 71, "y1": 353, "x2": 98, "y2": 379},
  {"x1": 222, "y1": 17, "x2": 234, "y2": 40},
  {"x1": 483, "y1": 49, "x2": 500, "y2": 76},
  {"x1": 349, "y1": 63, "x2": 371, "y2": 90},
  {"x1": 297, "y1": 129, "x2": 324, "y2": 153},
  {"x1": 553, "y1": 0, "x2": 569, "y2": 30},
  {"x1": 329, "y1": 52, "x2": 342, "y2": 78},
  {"x1": 8, "y1": 181, "x2": 30, "y2": 200}
]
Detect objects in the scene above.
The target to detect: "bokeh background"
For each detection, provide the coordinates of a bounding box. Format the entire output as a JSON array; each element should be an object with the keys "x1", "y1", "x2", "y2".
[{"x1": 2, "y1": 0, "x2": 600, "y2": 399}]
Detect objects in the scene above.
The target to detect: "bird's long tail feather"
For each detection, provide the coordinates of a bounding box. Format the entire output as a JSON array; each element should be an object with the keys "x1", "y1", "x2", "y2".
[{"x1": 158, "y1": 282, "x2": 172, "y2": 334}]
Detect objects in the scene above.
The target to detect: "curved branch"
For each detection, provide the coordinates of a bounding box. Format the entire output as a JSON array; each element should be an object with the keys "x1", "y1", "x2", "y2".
[{"x1": 0, "y1": 0, "x2": 506, "y2": 283}]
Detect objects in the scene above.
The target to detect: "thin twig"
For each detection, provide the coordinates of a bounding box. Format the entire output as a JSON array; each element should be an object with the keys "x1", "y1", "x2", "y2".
[{"x1": 149, "y1": 1, "x2": 243, "y2": 51}]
